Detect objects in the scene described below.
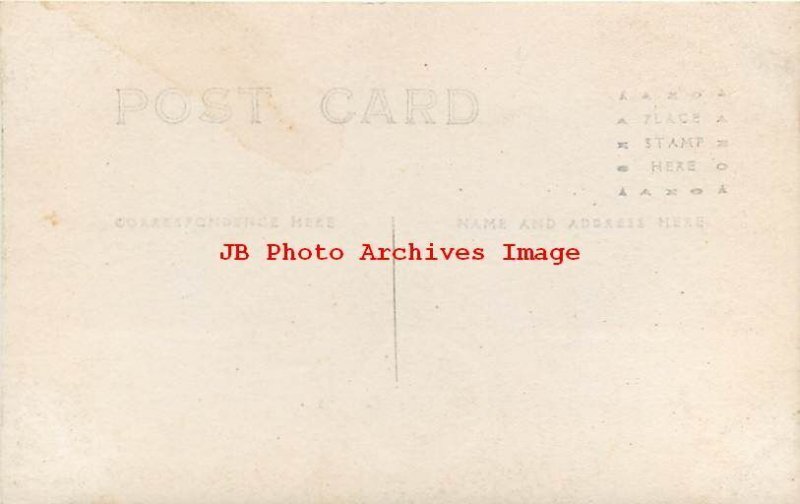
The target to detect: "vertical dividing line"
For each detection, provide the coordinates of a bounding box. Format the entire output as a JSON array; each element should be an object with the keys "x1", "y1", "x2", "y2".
[{"x1": 391, "y1": 216, "x2": 398, "y2": 383}]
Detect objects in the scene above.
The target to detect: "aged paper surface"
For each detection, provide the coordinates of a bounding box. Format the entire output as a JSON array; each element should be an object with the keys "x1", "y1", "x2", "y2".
[{"x1": 1, "y1": 2, "x2": 798, "y2": 503}]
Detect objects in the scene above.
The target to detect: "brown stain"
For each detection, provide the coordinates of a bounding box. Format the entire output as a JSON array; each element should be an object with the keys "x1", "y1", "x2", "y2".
[
  {"x1": 264, "y1": 91, "x2": 294, "y2": 131},
  {"x1": 40, "y1": 2, "x2": 343, "y2": 173},
  {"x1": 43, "y1": 211, "x2": 59, "y2": 227}
]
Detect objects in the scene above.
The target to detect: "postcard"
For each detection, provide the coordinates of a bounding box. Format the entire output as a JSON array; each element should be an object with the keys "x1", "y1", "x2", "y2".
[{"x1": 1, "y1": 2, "x2": 798, "y2": 503}]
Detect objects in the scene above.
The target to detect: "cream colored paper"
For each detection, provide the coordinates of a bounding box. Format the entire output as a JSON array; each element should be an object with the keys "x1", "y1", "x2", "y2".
[{"x1": 1, "y1": 2, "x2": 798, "y2": 503}]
